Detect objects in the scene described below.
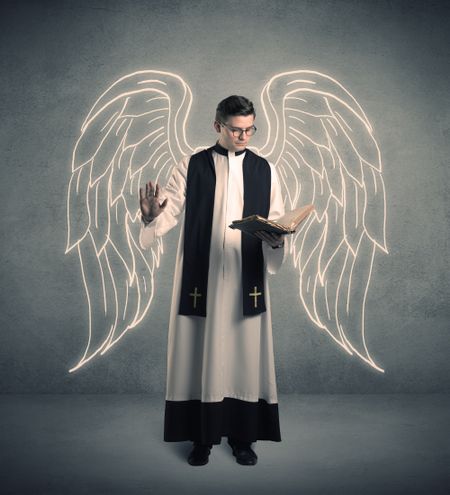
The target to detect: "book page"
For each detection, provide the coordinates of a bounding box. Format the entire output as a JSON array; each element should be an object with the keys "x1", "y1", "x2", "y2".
[{"x1": 275, "y1": 205, "x2": 314, "y2": 229}]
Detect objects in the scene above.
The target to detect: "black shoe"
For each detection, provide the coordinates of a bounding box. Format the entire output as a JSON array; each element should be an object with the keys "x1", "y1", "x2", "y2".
[
  {"x1": 187, "y1": 442, "x2": 212, "y2": 466},
  {"x1": 227, "y1": 437, "x2": 258, "y2": 465}
]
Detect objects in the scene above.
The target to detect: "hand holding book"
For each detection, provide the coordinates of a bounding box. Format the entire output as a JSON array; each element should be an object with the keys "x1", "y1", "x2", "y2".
[
  {"x1": 253, "y1": 230, "x2": 285, "y2": 249},
  {"x1": 229, "y1": 204, "x2": 315, "y2": 236}
]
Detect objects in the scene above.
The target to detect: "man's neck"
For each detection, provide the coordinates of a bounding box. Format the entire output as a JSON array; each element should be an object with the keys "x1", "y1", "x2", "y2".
[{"x1": 214, "y1": 140, "x2": 246, "y2": 156}]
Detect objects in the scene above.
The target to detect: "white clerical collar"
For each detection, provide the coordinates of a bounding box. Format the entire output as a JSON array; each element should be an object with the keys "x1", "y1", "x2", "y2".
[{"x1": 213, "y1": 141, "x2": 246, "y2": 156}]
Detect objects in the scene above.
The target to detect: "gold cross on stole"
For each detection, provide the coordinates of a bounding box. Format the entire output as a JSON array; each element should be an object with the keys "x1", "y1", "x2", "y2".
[
  {"x1": 249, "y1": 286, "x2": 262, "y2": 308},
  {"x1": 189, "y1": 287, "x2": 202, "y2": 309}
]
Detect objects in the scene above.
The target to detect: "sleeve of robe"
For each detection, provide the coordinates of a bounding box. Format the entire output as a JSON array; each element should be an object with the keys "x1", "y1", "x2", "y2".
[
  {"x1": 139, "y1": 156, "x2": 188, "y2": 250},
  {"x1": 261, "y1": 162, "x2": 288, "y2": 275}
]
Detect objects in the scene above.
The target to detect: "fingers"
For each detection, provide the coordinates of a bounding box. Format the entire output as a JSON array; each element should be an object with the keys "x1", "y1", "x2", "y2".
[
  {"x1": 254, "y1": 230, "x2": 283, "y2": 246},
  {"x1": 143, "y1": 180, "x2": 158, "y2": 200},
  {"x1": 145, "y1": 181, "x2": 150, "y2": 199},
  {"x1": 255, "y1": 230, "x2": 270, "y2": 242},
  {"x1": 141, "y1": 180, "x2": 168, "y2": 209},
  {"x1": 261, "y1": 231, "x2": 281, "y2": 241},
  {"x1": 271, "y1": 232, "x2": 283, "y2": 242},
  {"x1": 253, "y1": 231, "x2": 266, "y2": 241}
]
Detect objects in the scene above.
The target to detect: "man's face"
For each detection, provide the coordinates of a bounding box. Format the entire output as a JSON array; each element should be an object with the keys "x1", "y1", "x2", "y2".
[{"x1": 214, "y1": 114, "x2": 255, "y2": 152}]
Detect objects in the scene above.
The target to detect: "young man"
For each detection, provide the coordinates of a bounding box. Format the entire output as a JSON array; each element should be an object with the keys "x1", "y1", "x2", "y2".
[{"x1": 139, "y1": 95, "x2": 287, "y2": 466}]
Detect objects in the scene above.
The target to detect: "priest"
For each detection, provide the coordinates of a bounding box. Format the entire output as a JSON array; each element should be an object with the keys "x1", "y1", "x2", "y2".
[{"x1": 139, "y1": 95, "x2": 288, "y2": 466}]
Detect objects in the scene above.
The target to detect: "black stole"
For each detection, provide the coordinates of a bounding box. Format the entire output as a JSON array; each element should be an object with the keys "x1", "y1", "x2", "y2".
[{"x1": 178, "y1": 142, "x2": 271, "y2": 317}]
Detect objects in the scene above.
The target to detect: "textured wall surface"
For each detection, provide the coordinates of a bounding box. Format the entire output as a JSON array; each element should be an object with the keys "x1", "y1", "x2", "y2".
[{"x1": 1, "y1": 0, "x2": 449, "y2": 393}]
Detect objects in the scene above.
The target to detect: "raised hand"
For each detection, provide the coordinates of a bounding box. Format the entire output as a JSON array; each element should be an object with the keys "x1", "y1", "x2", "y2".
[{"x1": 139, "y1": 180, "x2": 168, "y2": 223}]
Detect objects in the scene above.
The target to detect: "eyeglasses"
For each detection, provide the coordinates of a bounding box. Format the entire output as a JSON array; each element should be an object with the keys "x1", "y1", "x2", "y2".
[{"x1": 218, "y1": 121, "x2": 257, "y2": 137}]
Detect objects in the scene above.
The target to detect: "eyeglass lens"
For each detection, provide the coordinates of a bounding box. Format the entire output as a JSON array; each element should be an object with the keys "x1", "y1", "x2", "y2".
[{"x1": 232, "y1": 127, "x2": 256, "y2": 137}]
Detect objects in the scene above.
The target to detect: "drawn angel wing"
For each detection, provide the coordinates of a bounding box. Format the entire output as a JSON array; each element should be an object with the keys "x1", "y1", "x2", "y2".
[
  {"x1": 257, "y1": 70, "x2": 388, "y2": 372},
  {"x1": 65, "y1": 70, "x2": 193, "y2": 372}
]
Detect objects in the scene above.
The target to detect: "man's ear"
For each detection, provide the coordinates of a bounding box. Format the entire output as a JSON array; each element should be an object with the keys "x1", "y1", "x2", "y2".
[{"x1": 213, "y1": 121, "x2": 220, "y2": 133}]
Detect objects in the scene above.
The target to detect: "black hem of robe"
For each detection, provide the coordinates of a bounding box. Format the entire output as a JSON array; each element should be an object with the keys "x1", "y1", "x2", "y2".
[{"x1": 163, "y1": 397, "x2": 282, "y2": 445}]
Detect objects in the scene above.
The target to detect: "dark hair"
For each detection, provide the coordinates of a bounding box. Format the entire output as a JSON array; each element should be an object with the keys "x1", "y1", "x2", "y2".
[{"x1": 215, "y1": 95, "x2": 255, "y2": 123}]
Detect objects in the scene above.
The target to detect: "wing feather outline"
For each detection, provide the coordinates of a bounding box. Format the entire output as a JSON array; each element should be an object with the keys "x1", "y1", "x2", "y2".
[
  {"x1": 65, "y1": 70, "x2": 193, "y2": 372},
  {"x1": 258, "y1": 70, "x2": 388, "y2": 372}
]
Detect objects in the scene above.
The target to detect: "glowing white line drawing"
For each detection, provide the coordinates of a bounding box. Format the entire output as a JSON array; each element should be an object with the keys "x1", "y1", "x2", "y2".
[{"x1": 65, "y1": 69, "x2": 388, "y2": 373}]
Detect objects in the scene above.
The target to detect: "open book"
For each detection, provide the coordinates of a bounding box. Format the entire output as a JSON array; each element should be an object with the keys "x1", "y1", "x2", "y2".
[{"x1": 229, "y1": 204, "x2": 315, "y2": 235}]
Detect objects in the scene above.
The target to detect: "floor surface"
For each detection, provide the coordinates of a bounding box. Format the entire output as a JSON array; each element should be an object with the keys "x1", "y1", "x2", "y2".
[{"x1": 1, "y1": 394, "x2": 449, "y2": 494}]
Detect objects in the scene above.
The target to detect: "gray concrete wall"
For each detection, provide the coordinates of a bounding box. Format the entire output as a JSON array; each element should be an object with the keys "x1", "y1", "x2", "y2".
[{"x1": 1, "y1": 0, "x2": 449, "y2": 393}]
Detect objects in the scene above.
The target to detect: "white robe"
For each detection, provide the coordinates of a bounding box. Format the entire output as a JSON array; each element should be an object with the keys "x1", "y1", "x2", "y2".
[{"x1": 139, "y1": 148, "x2": 287, "y2": 408}]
